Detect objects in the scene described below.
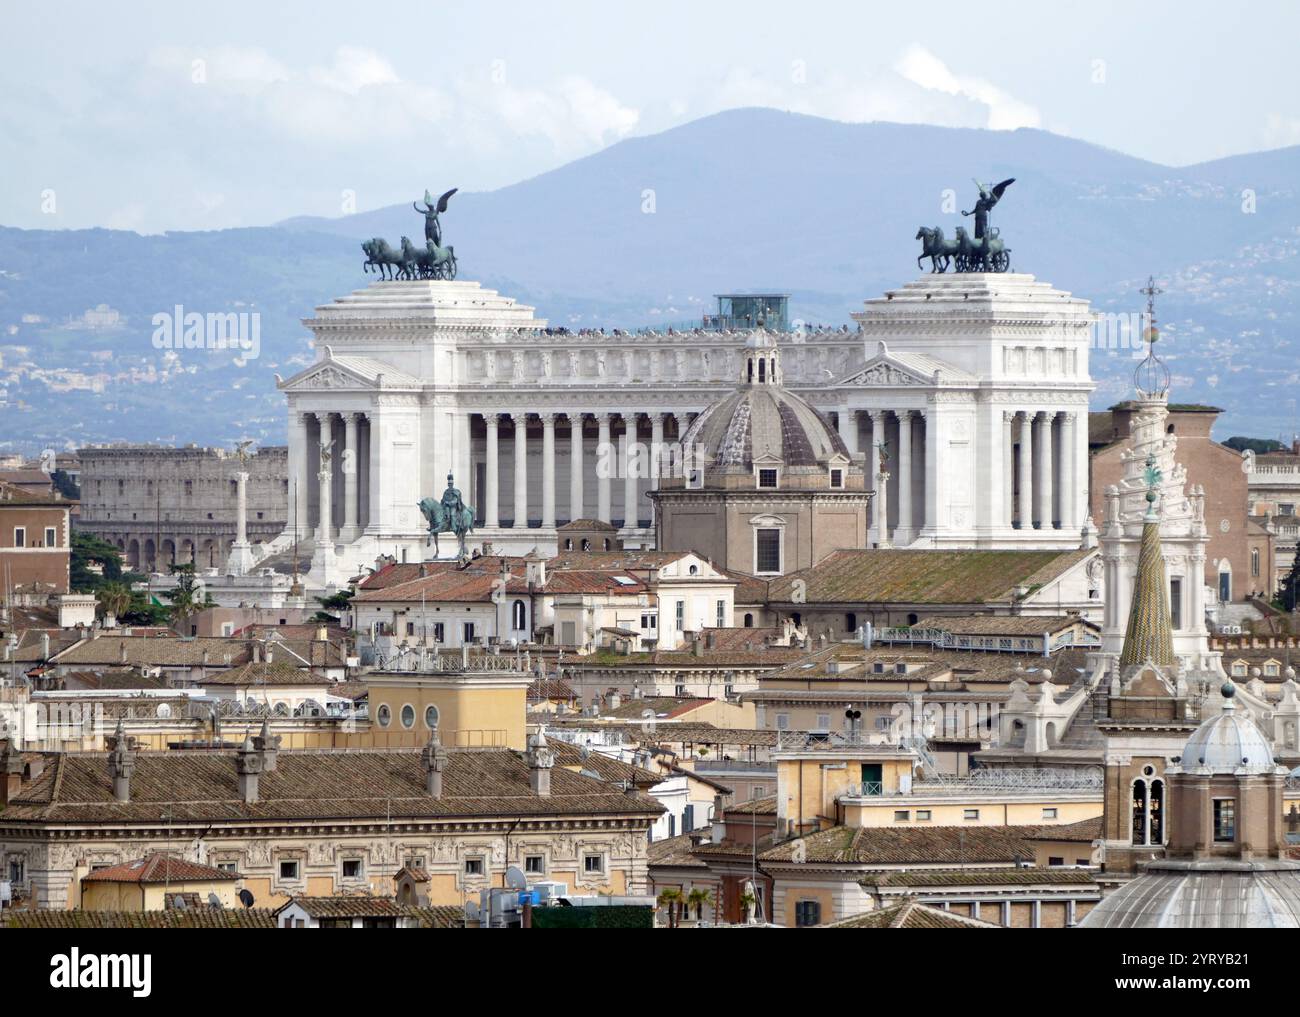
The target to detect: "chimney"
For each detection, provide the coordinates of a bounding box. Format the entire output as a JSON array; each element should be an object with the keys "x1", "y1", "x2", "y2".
[
  {"x1": 252, "y1": 642, "x2": 262, "y2": 664},
  {"x1": 525, "y1": 729, "x2": 555, "y2": 796},
  {"x1": 710, "y1": 794, "x2": 727, "y2": 844},
  {"x1": 236, "y1": 736, "x2": 263, "y2": 803},
  {"x1": 106, "y1": 720, "x2": 135, "y2": 803},
  {"x1": 421, "y1": 724, "x2": 449, "y2": 798},
  {"x1": 691, "y1": 633, "x2": 703, "y2": 657},
  {"x1": 118, "y1": 640, "x2": 128, "y2": 665},
  {"x1": 1, "y1": 743, "x2": 23, "y2": 807},
  {"x1": 40, "y1": 633, "x2": 50, "y2": 660},
  {"x1": 608, "y1": 690, "x2": 622, "y2": 711},
  {"x1": 705, "y1": 631, "x2": 716, "y2": 650},
  {"x1": 253, "y1": 718, "x2": 281, "y2": 772}
]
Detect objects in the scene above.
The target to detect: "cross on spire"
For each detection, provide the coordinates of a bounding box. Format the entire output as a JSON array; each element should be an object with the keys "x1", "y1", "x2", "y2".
[{"x1": 1140, "y1": 275, "x2": 1163, "y2": 331}]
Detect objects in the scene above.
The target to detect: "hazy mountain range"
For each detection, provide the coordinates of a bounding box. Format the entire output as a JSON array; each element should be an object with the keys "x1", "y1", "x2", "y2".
[{"x1": 2, "y1": 107, "x2": 1298, "y2": 456}]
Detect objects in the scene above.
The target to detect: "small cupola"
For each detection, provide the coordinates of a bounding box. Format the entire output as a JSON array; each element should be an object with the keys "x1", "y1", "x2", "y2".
[{"x1": 742, "y1": 332, "x2": 781, "y2": 387}]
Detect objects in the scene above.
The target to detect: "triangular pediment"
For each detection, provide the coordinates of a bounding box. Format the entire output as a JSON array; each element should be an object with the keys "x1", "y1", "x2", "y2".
[
  {"x1": 835, "y1": 340, "x2": 974, "y2": 388},
  {"x1": 277, "y1": 350, "x2": 421, "y2": 392}
]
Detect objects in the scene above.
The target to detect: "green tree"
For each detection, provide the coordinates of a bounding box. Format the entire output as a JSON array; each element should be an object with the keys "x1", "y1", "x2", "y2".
[
  {"x1": 1223, "y1": 436, "x2": 1285, "y2": 454},
  {"x1": 656, "y1": 888, "x2": 682, "y2": 929},
  {"x1": 162, "y1": 563, "x2": 215, "y2": 630},
  {"x1": 1280, "y1": 555, "x2": 1300, "y2": 613},
  {"x1": 70, "y1": 531, "x2": 126, "y2": 592},
  {"x1": 50, "y1": 468, "x2": 80, "y2": 500},
  {"x1": 312, "y1": 589, "x2": 353, "y2": 625},
  {"x1": 95, "y1": 582, "x2": 133, "y2": 624}
]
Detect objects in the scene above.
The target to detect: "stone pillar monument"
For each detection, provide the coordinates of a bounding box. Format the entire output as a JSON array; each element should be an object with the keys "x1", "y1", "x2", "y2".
[{"x1": 225, "y1": 470, "x2": 257, "y2": 576}]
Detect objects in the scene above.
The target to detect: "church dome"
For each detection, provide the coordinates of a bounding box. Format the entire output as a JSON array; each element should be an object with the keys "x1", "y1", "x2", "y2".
[
  {"x1": 681, "y1": 333, "x2": 849, "y2": 470},
  {"x1": 1080, "y1": 859, "x2": 1300, "y2": 928},
  {"x1": 1179, "y1": 682, "x2": 1276, "y2": 775}
]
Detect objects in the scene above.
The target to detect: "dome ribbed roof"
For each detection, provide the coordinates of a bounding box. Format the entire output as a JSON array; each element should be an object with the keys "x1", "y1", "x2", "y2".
[
  {"x1": 681, "y1": 387, "x2": 848, "y2": 469},
  {"x1": 1180, "y1": 683, "x2": 1275, "y2": 775}
]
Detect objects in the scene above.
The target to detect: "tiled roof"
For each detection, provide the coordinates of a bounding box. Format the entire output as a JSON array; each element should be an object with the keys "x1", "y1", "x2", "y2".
[
  {"x1": 647, "y1": 832, "x2": 710, "y2": 868},
  {"x1": 911, "y1": 615, "x2": 1093, "y2": 637},
  {"x1": 4, "y1": 908, "x2": 276, "y2": 929},
  {"x1": 0, "y1": 478, "x2": 66, "y2": 505},
  {"x1": 547, "y1": 720, "x2": 781, "y2": 747},
  {"x1": 544, "y1": 550, "x2": 693, "y2": 571},
  {"x1": 1020, "y1": 817, "x2": 1102, "y2": 842},
  {"x1": 48, "y1": 635, "x2": 347, "y2": 669},
  {"x1": 766, "y1": 548, "x2": 1094, "y2": 606},
  {"x1": 59, "y1": 668, "x2": 168, "y2": 691},
  {"x1": 599, "y1": 697, "x2": 717, "y2": 720},
  {"x1": 761, "y1": 825, "x2": 1037, "y2": 865},
  {"x1": 825, "y1": 901, "x2": 999, "y2": 929},
  {"x1": 559, "y1": 519, "x2": 619, "y2": 531},
  {"x1": 725, "y1": 795, "x2": 777, "y2": 816},
  {"x1": 277, "y1": 895, "x2": 413, "y2": 919},
  {"x1": 82, "y1": 853, "x2": 240, "y2": 884},
  {"x1": 528, "y1": 677, "x2": 578, "y2": 702},
  {"x1": 201, "y1": 659, "x2": 332, "y2": 687},
  {"x1": 551, "y1": 742, "x2": 661, "y2": 786},
  {"x1": 862, "y1": 867, "x2": 1099, "y2": 888},
  {"x1": 0, "y1": 748, "x2": 665, "y2": 825}
]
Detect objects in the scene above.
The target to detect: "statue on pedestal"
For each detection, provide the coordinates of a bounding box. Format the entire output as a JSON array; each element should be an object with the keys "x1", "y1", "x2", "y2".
[{"x1": 418, "y1": 473, "x2": 475, "y2": 560}]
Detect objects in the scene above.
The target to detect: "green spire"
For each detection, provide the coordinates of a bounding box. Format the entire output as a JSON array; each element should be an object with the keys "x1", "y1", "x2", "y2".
[{"x1": 1119, "y1": 468, "x2": 1176, "y2": 670}]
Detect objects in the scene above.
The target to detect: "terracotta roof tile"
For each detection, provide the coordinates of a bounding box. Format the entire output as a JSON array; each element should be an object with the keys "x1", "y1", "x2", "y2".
[{"x1": 82, "y1": 852, "x2": 240, "y2": 884}]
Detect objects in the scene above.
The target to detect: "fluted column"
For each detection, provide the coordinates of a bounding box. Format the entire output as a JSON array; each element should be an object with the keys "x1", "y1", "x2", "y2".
[
  {"x1": 1003, "y1": 411, "x2": 1015, "y2": 527},
  {"x1": 650, "y1": 413, "x2": 665, "y2": 525},
  {"x1": 1060, "y1": 412, "x2": 1077, "y2": 532},
  {"x1": 291, "y1": 411, "x2": 311, "y2": 539},
  {"x1": 897, "y1": 410, "x2": 913, "y2": 540},
  {"x1": 484, "y1": 414, "x2": 500, "y2": 527},
  {"x1": 622, "y1": 413, "x2": 639, "y2": 528},
  {"x1": 837, "y1": 409, "x2": 859, "y2": 455},
  {"x1": 341, "y1": 412, "x2": 360, "y2": 541},
  {"x1": 541, "y1": 412, "x2": 556, "y2": 528},
  {"x1": 569, "y1": 414, "x2": 584, "y2": 522},
  {"x1": 597, "y1": 413, "x2": 612, "y2": 523},
  {"x1": 315, "y1": 413, "x2": 333, "y2": 544},
  {"x1": 1017, "y1": 412, "x2": 1033, "y2": 530},
  {"x1": 1036, "y1": 411, "x2": 1054, "y2": 529},
  {"x1": 513, "y1": 413, "x2": 528, "y2": 528},
  {"x1": 869, "y1": 410, "x2": 887, "y2": 540}
]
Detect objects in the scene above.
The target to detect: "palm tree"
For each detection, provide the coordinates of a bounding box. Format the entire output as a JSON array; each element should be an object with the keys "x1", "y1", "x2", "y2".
[
  {"x1": 687, "y1": 887, "x2": 711, "y2": 921},
  {"x1": 95, "y1": 582, "x2": 132, "y2": 626},
  {"x1": 163, "y1": 563, "x2": 215, "y2": 631},
  {"x1": 656, "y1": 888, "x2": 682, "y2": 929}
]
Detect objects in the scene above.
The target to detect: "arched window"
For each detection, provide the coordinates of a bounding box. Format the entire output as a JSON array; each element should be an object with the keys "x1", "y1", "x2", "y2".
[
  {"x1": 845, "y1": 612, "x2": 857, "y2": 632},
  {"x1": 1251, "y1": 547, "x2": 1260, "y2": 578},
  {"x1": 564, "y1": 538, "x2": 573, "y2": 550},
  {"x1": 1132, "y1": 778, "x2": 1149, "y2": 845},
  {"x1": 1149, "y1": 779, "x2": 1164, "y2": 844},
  {"x1": 512, "y1": 599, "x2": 527, "y2": 630},
  {"x1": 743, "y1": 613, "x2": 754, "y2": 628}
]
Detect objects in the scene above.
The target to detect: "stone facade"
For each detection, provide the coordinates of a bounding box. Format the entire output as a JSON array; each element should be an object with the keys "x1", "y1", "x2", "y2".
[
  {"x1": 272, "y1": 272, "x2": 1096, "y2": 589},
  {"x1": 0, "y1": 482, "x2": 71, "y2": 600},
  {"x1": 77, "y1": 444, "x2": 287, "y2": 571}
]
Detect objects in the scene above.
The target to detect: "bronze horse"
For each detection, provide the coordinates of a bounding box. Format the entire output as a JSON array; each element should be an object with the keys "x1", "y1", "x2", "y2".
[{"x1": 914, "y1": 226, "x2": 959, "y2": 273}]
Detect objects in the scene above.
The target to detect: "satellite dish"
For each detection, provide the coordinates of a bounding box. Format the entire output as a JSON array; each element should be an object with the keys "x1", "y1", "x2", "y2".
[
  {"x1": 172, "y1": 894, "x2": 188, "y2": 909},
  {"x1": 464, "y1": 900, "x2": 481, "y2": 921},
  {"x1": 238, "y1": 888, "x2": 255, "y2": 909},
  {"x1": 208, "y1": 892, "x2": 223, "y2": 909},
  {"x1": 504, "y1": 865, "x2": 528, "y2": 890}
]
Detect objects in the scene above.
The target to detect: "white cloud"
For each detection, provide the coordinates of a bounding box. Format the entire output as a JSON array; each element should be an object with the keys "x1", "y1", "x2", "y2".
[
  {"x1": 308, "y1": 46, "x2": 400, "y2": 94},
  {"x1": 894, "y1": 45, "x2": 1041, "y2": 130},
  {"x1": 1262, "y1": 112, "x2": 1300, "y2": 149}
]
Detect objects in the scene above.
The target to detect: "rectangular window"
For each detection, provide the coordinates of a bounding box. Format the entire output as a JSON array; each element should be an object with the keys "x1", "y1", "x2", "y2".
[
  {"x1": 640, "y1": 613, "x2": 657, "y2": 630},
  {"x1": 829, "y1": 468, "x2": 844, "y2": 489},
  {"x1": 44, "y1": 527, "x2": 56, "y2": 547},
  {"x1": 716, "y1": 600, "x2": 726, "y2": 627},
  {"x1": 1213, "y1": 799, "x2": 1236, "y2": 843},
  {"x1": 583, "y1": 854, "x2": 604, "y2": 874},
  {"x1": 278, "y1": 860, "x2": 300, "y2": 881},
  {"x1": 215, "y1": 861, "x2": 237, "y2": 873},
  {"x1": 405, "y1": 621, "x2": 415, "y2": 636},
  {"x1": 755, "y1": 528, "x2": 781, "y2": 574},
  {"x1": 524, "y1": 855, "x2": 545, "y2": 874},
  {"x1": 757, "y1": 468, "x2": 778, "y2": 489},
  {"x1": 1170, "y1": 577, "x2": 1182, "y2": 630},
  {"x1": 775, "y1": 713, "x2": 790, "y2": 731},
  {"x1": 463, "y1": 622, "x2": 476, "y2": 643},
  {"x1": 13, "y1": 528, "x2": 24, "y2": 548},
  {"x1": 342, "y1": 859, "x2": 363, "y2": 879},
  {"x1": 963, "y1": 809, "x2": 980, "y2": 821},
  {"x1": 894, "y1": 810, "x2": 910, "y2": 822},
  {"x1": 675, "y1": 600, "x2": 684, "y2": 630},
  {"x1": 794, "y1": 900, "x2": 821, "y2": 927},
  {"x1": 1048, "y1": 856, "x2": 1065, "y2": 867},
  {"x1": 464, "y1": 857, "x2": 484, "y2": 876},
  {"x1": 816, "y1": 713, "x2": 831, "y2": 730},
  {"x1": 915, "y1": 810, "x2": 932, "y2": 822},
  {"x1": 1042, "y1": 808, "x2": 1058, "y2": 820},
  {"x1": 433, "y1": 622, "x2": 445, "y2": 643}
]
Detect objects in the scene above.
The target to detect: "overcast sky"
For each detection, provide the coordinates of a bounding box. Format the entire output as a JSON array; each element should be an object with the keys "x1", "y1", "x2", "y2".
[{"x1": 5, "y1": 0, "x2": 1298, "y2": 232}]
